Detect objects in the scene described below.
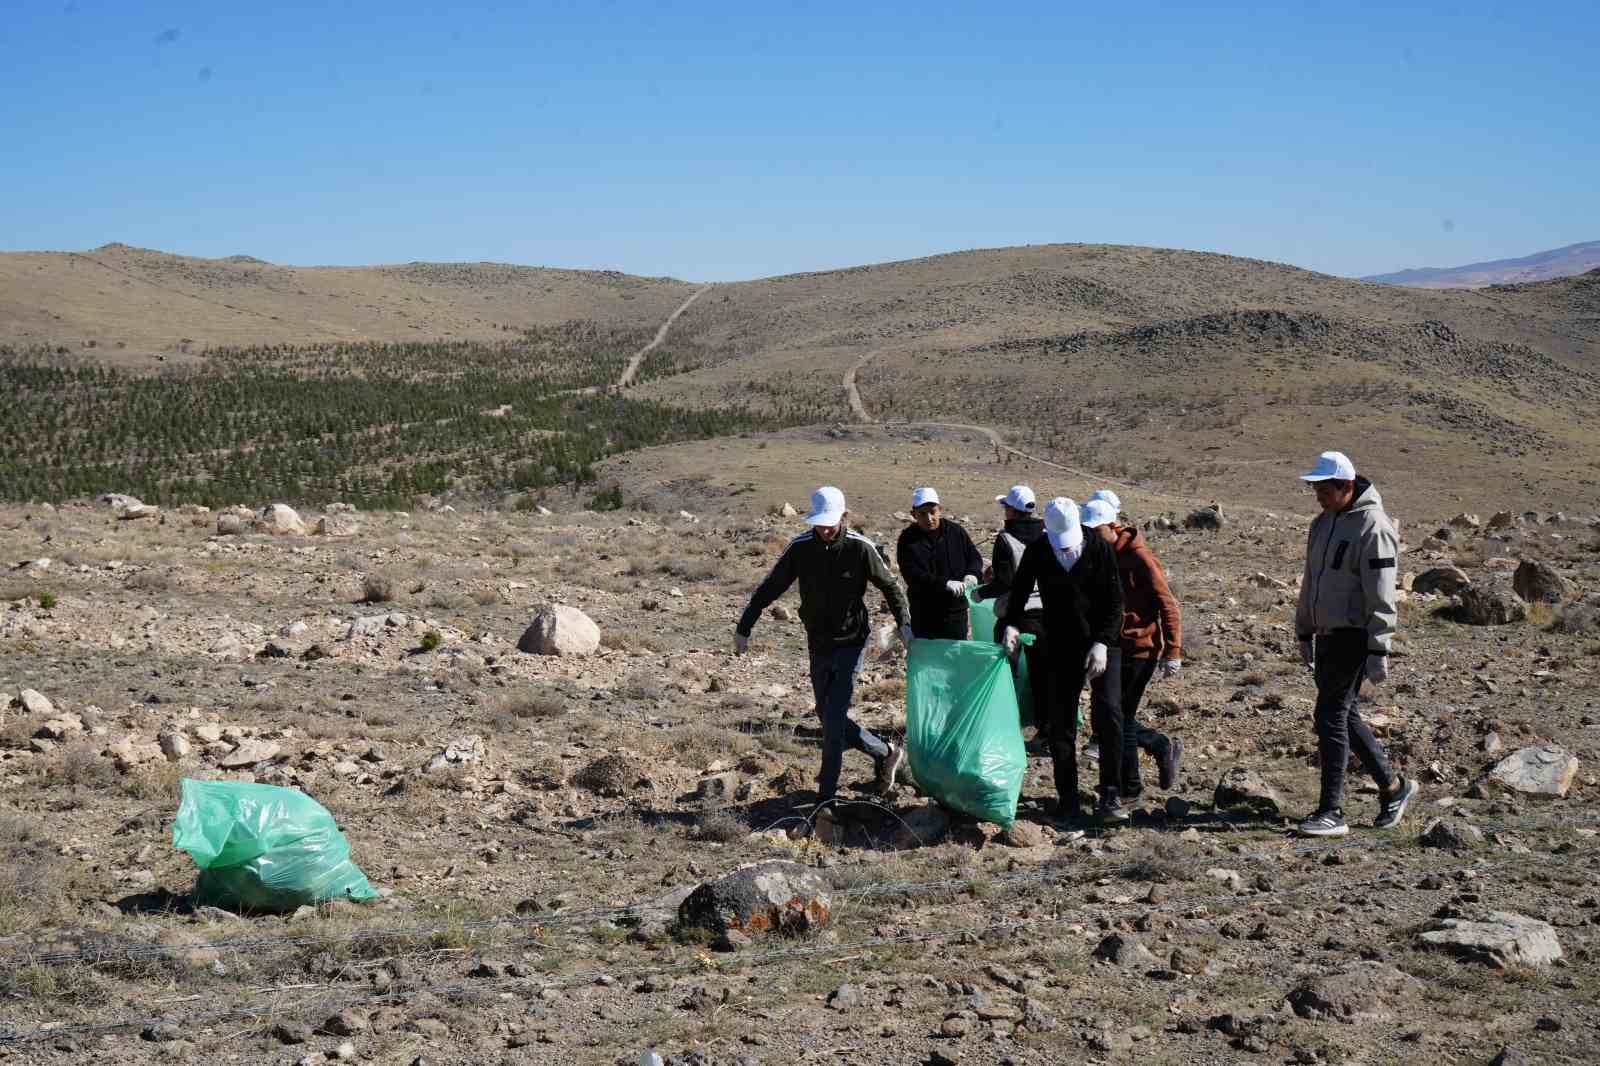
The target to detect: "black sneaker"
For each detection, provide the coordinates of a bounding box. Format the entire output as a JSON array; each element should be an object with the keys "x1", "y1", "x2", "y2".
[
  {"x1": 1095, "y1": 796, "x2": 1131, "y2": 825},
  {"x1": 1296, "y1": 809, "x2": 1348, "y2": 837},
  {"x1": 874, "y1": 741, "x2": 906, "y2": 793},
  {"x1": 1374, "y1": 776, "x2": 1419, "y2": 829},
  {"x1": 1159, "y1": 736, "x2": 1184, "y2": 791}
]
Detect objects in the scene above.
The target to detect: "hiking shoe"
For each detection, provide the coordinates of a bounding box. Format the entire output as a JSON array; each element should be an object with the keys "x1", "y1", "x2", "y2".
[
  {"x1": 1159, "y1": 736, "x2": 1184, "y2": 791},
  {"x1": 1083, "y1": 742, "x2": 1101, "y2": 761},
  {"x1": 1095, "y1": 796, "x2": 1131, "y2": 825},
  {"x1": 1296, "y1": 809, "x2": 1349, "y2": 837},
  {"x1": 1025, "y1": 735, "x2": 1051, "y2": 757},
  {"x1": 1374, "y1": 775, "x2": 1419, "y2": 829},
  {"x1": 874, "y1": 741, "x2": 906, "y2": 793}
]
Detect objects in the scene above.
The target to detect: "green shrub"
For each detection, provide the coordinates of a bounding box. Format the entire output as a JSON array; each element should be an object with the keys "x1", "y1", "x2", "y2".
[
  {"x1": 35, "y1": 592, "x2": 57, "y2": 611},
  {"x1": 420, "y1": 630, "x2": 442, "y2": 652}
]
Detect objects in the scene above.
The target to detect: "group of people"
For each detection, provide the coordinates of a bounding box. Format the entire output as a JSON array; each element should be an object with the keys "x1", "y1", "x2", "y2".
[{"x1": 733, "y1": 450, "x2": 1418, "y2": 837}]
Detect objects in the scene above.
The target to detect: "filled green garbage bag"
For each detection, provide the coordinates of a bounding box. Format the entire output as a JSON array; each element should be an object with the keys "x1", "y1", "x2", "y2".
[
  {"x1": 905, "y1": 638, "x2": 1027, "y2": 827},
  {"x1": 172, "y1": 778, "x2": 377, "y2": 912}
]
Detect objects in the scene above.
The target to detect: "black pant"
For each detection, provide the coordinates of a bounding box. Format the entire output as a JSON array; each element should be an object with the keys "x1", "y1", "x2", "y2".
[
  {"x1": 1118, "y1": 656, "x2": 1172, "y2": 793},
  {"x1": 1045, "y1": 643, "x2": 1123, "y2": 811},
  {"x1": 1313, "y1": 628, "x2": 1394, "y2": 812}
]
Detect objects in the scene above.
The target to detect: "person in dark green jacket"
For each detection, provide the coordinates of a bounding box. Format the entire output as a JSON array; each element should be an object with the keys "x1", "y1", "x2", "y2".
[{"x1": 736, "y1": 486, "x2": 913, "y2": 804}]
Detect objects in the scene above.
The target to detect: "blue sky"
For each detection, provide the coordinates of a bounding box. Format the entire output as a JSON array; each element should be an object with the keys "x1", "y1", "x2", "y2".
[{"x1": 2, "y1": 1, "x2": 1594, "y2": 281}]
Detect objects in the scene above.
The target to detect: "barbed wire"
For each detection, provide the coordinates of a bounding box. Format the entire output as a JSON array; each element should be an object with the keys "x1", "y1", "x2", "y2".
[
  {"x1": 2, "y1": 799, "x2": 1593, "y2": 974},
  {"x1": 3, "y1": 836, "x2": 1593, "y2": 1046}
]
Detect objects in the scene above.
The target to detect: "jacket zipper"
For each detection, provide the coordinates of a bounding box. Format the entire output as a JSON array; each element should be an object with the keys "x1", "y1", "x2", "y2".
[{"x1": 1311, "y1": 511, "x2": 1339, "y2": 631}]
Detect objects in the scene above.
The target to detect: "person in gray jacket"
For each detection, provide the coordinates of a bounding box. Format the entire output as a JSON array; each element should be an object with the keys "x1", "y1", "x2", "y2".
[{"x1": 1293, "y1": 451, "x2": 1419, "y2": 837}]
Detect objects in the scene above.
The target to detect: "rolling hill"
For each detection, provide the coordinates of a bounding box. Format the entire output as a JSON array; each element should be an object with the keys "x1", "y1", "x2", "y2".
[{"x1": 1364, "y1": 240, "x2": 1600, "y2": 289}]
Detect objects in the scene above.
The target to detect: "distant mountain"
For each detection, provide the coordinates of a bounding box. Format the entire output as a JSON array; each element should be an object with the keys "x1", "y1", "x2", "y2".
[{"x1": 1364, "y1": 240, "x2": 1600, "y2": 289}]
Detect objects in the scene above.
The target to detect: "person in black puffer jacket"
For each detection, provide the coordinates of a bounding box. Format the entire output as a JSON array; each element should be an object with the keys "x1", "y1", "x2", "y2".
[
  {"x1": 999, "y1": 497, "x2": 1125, "y2": 824},
  {"x1": 895, "y1": 486, "x2": 983, "y2": 640}
]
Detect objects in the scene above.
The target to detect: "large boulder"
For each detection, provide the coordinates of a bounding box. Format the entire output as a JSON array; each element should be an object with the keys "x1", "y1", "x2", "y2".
[
  {"x1": 1452, "y1": 581, "x2": 1527, "y2": 625},
  {"x1": 1288, "y1": 963, "x2": 1424, "y2": 1023},
  {"x1": 11, "y1": 689, "x2": 55, "y2": 718},
  {"x1": 1412, "y1": 566, "x2": 1471, "y2": 596},
  {"x1": 1486, "y1": 510, "x2": 1517, "y2": 530},
  {"x1": 677, "y1": 861, "x2": 830, "y2": 937},
  {"x1": 1448, "y1": 513, "x2": 1481, "y2": 530},
  {"x1": 316, "y1": 514, "x2": 360, "y2": 537},
  {"x1": 255, "y1": 504, "x2": 308, "y2": 536},
  {"x1": 116, "y1": 501, "x2": 159, "y2": 520},
  {"x1": 1487, "y1": 744, "x2": 1578, "y2": 799},
  {"x1": 1511, "y1": 560, "x2": 1570, "y2": 604},
  {"x1": 216, "y1": 514, "x2": 247, "y2": 536},
  {"x1": 1184, "y1": 506, "x2": 1225, "y2": 531},
  {"x1": 1419, "y1": 912, "x2": 1562, "y2": 968},
  {"x1": 517, "y1": 605, "x2": 601, "y2": 656},
  {"x1": 1213, "y1": 767, "x2": 1283, "y2": 815}
]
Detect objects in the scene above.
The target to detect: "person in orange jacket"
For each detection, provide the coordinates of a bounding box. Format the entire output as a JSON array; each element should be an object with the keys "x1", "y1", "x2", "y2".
[{"x1": 1081, "y1": 497, "x2": 1183, "y2": 795}]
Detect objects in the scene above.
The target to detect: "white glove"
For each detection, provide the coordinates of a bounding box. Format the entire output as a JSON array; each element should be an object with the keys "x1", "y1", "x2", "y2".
[
  {"x1": 734, "y1": 633, "x2": 749, "y2": 656},
  {"x1": 1001, "y1": 626, "x2": 1021, "y2": 658},
  {"x1": 1366, "y1": 655, "x2": 1388, "y2": 685},
  {"x1": 945, "y1": 579, "x2": 966, "y2": 597},
  {"x1": 1084, "y1": 642, "x2": 1108, "y2": 680},
  {"x1": 963, "y1": 574, "x2": 979, "y2": 589},
  {"x1": 1299, "y1": 640, "x2": 1314, "y2": 672},
  {"x1": 899, "y1": 624, "x2": 915, "y2": 647},
  {"x1": 1157, "y1": 659, "x2": 1181, "y2": 680}
]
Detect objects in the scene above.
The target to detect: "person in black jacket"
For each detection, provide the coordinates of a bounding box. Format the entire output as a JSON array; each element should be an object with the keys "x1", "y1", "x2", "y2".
[
  {"x1": 976, "y1": 484, "x2": 1050, "y2": 750},
  {"x1": 999, "y1": 497, "x2": 1127, "y2": 824},
  {"x1": 896, "y1": 486, "x2": 984, "y2": 640},
  {"x1": 736, "y1": 486, "x2": 914, "y2": 805}
]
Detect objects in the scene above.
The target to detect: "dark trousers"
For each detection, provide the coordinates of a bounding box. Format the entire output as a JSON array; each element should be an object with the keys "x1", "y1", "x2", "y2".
[
  {"x1": 808, "y1": 643, "x2": 889, "y2": 802},
  {"x1": 1045, "y1": 643, "x2": 1123, "y2": 811},
  {"x1": 1313, "y1": 629, "x2": 1394, "y2": 812},
  {"x1": 1118, "y1": 656, "x2": 1172, "y2": 793}
]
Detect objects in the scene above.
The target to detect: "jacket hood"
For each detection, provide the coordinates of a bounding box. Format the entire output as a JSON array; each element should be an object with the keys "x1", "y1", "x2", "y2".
[{"x1": 1346, "y1": 476, "x2": 1382, "y2": 514}]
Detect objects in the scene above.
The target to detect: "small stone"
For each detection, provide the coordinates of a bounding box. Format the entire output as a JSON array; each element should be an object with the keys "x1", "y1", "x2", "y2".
[
  {"x1": 939, "y1": 1016, "x2": 973, "y2": 1038},
  {"x1": 827, "y1": 983, "x2": 860, "y2": 1010}
]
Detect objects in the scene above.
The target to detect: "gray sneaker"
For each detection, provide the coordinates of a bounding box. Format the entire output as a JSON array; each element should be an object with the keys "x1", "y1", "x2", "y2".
[{"x1": 874, "y1": 741, "x2": 906, "y2": 793}]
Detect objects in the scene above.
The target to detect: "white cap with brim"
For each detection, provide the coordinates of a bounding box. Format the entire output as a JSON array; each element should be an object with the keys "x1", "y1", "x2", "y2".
[
  {"x1": 995, "y1": 485, "x2": 1036, "y2": 512},
  {"x1": 1088, "y1": 488, "x2": 1122, "y2": 514},
  {"x1": 804, "y1": 485, "x2": 847, "y2": 526},
  {"x1": 1299, "y1": 450, "x2": 1356, "y2": 482},
  {"x1": 911, "y1": 486, "x2": 940, "y2": 509},
  {"x1": 1080, "y1": 499, "x2": 1118, "y2": 529},
  {"x1": 1044, "y1": 497, "x2": 1083, "y2": 551}
]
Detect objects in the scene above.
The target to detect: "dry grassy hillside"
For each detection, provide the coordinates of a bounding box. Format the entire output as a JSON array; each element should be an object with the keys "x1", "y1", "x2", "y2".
[
  {"x1": 622, "y1": 247, "x2": 1600, "y2": 518},
  {"x1": 0, "y1": 243, "x2": 695, "y2": 367}
]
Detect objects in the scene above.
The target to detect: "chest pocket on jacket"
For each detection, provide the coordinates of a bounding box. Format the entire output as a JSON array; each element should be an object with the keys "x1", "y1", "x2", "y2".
[{"x1": 1329, "y1": 541, "x2": 1349, "y2": 571}]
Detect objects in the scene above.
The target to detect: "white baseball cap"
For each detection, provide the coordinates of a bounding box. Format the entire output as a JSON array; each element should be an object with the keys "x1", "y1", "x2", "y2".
[
  {"x1": 1299, "y1": 450, "x2": 1356, "y2": 482},
  {"x1": 995, "y1": 485, "x2": 1037, "y2": 512},
  {"x1": 1080, "y1": 499, "x2": 1118, "y2": 528},
  {"x1": 1043, "y1": 497, "x2": 1083, "y2": 551},
  {"x1": 804, "y1": 485, "x2": 847, "y2": 526},
  {"x1": 1088, "y1": 488, "x2": 1122, "y2": 514},
  {"x1": 911, "y1": 486, "x2": 940, "y2": 509}
]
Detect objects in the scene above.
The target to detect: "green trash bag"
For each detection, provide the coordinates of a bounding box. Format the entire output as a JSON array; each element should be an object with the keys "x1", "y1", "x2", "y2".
[
  {"x1": 905, "y1": 638, "x2": 1026, "y2": 827},
  {"x1": 172, "y1": 778, "x2": 377, "y2": 913},
  {"x1": 966, "y1": 589, "x2": 1035, "y2": 728}
]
